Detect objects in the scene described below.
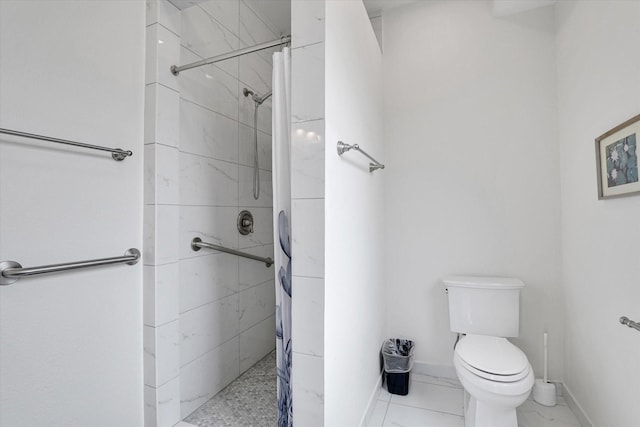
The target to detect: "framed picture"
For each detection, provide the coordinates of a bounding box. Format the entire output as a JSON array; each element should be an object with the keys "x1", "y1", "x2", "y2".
[{"x1": 595, "y1": 114, "x2": 640, "y2": 199}]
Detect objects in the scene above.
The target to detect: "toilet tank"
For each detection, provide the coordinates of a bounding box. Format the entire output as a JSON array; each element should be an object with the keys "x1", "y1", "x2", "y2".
[{"x1": 444, "y1": 276, "x2": 525, "y2": 337}]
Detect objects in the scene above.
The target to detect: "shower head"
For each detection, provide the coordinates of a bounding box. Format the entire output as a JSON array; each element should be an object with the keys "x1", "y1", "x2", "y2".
[
  {"x1": 243, "y1": 87, "x2": 255, "y2": 98},
  {"x1": 243, "y1": 87, "x2": 272, "y2": 106}
]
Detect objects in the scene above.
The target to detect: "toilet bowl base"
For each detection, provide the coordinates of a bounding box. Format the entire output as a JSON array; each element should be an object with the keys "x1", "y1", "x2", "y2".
[
  {"x1": 465, "y1": 396, "x2": 518, "y2": 427},
  {"x1": 454, "y1": 353, "x2": 533, "y2": 427}
]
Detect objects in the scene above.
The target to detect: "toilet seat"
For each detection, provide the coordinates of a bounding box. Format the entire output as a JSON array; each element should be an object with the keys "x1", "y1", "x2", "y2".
[
  {"x1": 456, "y1": 353, "x2": 530, "y2": 383},
  {"x1": 455, "y1": 335, "x2": 530, "y2": 383}
]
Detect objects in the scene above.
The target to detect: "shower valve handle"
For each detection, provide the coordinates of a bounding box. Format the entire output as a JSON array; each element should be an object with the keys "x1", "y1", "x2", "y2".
[{"x1": 237, "y1": 210, "x2": 254, "y2": 235}]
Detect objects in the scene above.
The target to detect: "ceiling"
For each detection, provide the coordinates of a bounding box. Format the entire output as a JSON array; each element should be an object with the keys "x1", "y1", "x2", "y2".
[
  {"x1": 169, "y1": 0, "x2": 558, "y2": 38},
  {"x1": 168, "y1": 0, "x2": 420, "y2": 36},
  {"x1": 246, "y1": 0, "x2": 421, "y2": 34},
  {"x1": 363, "y1": 0, "x2": 420, "y2": 18},
  {"x1": 492, "y1": 0, "x2": 556, "y2": 16},
  {"x1": 249, "y1": 0, "x2": 558, "y2": 35}
]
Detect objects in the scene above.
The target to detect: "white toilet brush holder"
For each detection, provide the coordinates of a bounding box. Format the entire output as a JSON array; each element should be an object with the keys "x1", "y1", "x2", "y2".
[
  {"x1": 533, "y1": 332, "x2": 556, "y2": 407},
  {"x1": 533, "y1": 379, "x2": 556, "y2": 406}
]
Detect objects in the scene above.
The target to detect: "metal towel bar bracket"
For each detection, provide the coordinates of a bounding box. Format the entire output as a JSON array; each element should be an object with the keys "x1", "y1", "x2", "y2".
[
  {"x1": 191, "y1": 237, "x2": 273, "y2": 267},
  {"x1": 0, "y1": 249, "x2": 141, "y2": 285},
  {"x1": 619, "y1": 316, "x2": 640, "y2": 333},
  {"x1": 0, "y1": 128, "x2": 133, "y2": 161},
  {"x1": 337, "y1": 141, "x2": 385, "y2": 172}
]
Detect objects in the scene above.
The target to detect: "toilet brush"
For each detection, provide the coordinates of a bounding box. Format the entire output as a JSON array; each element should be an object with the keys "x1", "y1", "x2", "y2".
[{"x1": 533, "y1": 332, "x2": 556, "y2": 406}]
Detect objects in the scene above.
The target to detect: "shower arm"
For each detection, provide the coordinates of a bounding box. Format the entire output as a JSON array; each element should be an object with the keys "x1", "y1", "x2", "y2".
[{"x1": 244, "y1": 88, "x2": 272, "y2": 105}]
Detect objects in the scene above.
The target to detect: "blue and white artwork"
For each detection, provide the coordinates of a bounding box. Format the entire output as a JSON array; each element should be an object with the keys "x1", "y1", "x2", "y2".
[
  {"x1": 606, "y1": 133, "x2": 638, "y2": 188},
  {"x1": 276, "y1": 211, "x2": 292, "y2": 427}
]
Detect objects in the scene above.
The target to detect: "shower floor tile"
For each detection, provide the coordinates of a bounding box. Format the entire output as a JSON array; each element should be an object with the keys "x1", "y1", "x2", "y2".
[{"x1": 184, "y1": 350, "x2": 277, "y2": 427}]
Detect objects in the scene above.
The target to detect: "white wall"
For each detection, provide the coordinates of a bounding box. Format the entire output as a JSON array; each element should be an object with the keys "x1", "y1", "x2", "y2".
[
  {"x1": 383, "y1": 0, "x2": 564, "y2": 380},
  {"x1": 290, "y1": 1, "x2": 385, "y2": 425},
  {"x1": 556, "y1": 1, "x2": 640, "y2": 425},
  {"x1": 0, "y1": 1, "x2": 145, "y2": 426},
  {"x1": 324, "y1": 1, "x2": 385, "y2": 426}
]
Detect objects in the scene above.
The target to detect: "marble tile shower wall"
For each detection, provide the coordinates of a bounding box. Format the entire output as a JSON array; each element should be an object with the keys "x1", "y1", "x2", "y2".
[
  {"x1": 144, "y1": 1, "x2": 278, "y2": 425},
  {"x1": 290, "y1": 1, "x2": 326, "y2": 426},
  {"x1": 144, "y1": 2, "x2": 182, "y2": 426}
]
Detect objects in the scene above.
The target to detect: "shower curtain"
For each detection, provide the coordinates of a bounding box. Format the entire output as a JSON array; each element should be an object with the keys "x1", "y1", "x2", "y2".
[{"x1": 272, "y1": 47, "x2": 292, "y2": 427}]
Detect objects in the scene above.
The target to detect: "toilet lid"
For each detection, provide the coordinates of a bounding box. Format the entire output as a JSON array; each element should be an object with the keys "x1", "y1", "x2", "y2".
[{"x1": 455, "y1": 335, "x2": 529, "y2": 380}]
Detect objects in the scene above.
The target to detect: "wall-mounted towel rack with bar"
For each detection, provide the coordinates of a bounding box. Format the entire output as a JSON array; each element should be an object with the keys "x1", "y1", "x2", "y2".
[
  {"x1": 0, "y1": 128, "x2": 133, "y2": 161},
  {"x1": 337, "y1": 141, "x2": 385, "y2": 172},
  {"x1": 191, "y1": 237, "x2": 273, "y2": 267},
  {"x1": 0, "y1": 248, "x2": 141, "y2": 285},
  {"x1": 171, "y1": 35, "x2": 291, "y2": 76}
]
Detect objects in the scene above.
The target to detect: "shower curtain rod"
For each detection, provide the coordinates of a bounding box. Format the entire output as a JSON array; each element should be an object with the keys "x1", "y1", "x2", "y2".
[{"x1": 171, "y1": 35, "x2": 291, "y2": 76}]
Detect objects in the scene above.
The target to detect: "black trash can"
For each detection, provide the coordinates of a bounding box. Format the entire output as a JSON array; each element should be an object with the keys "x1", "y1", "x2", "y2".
[{"x1": 381, "y1": 339, "x2": 414, "y2": 395}]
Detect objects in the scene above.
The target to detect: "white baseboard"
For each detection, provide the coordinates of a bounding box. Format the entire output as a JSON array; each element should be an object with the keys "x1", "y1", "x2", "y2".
[
  {"x1": 562, "y1": 383, "x2": 593, "y2": 427},
  {"x1": 359, "y1": 373, "x2": 383, "y2": 427}
]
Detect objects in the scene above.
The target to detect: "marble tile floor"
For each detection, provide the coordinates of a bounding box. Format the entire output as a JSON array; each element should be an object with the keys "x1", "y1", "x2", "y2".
[
  {"x1": 183, "y1": 350, "x2": 277, "y2": 427},
  {"x1": 179, "y1": 351, "x2": 581, "y2": 427},
  {"x1": 368, "y1": 373, "x2": 583, "y2": 427}
]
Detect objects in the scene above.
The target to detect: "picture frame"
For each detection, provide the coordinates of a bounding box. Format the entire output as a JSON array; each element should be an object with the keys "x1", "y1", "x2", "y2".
[{"x1": 595, "y1": 114, "x2": 640, "y2": 199}]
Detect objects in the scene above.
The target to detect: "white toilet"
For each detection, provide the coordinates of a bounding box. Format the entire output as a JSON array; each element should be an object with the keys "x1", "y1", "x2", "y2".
[{"x1": 444, "y1": 276, "x2": 534, "y2": 427}]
